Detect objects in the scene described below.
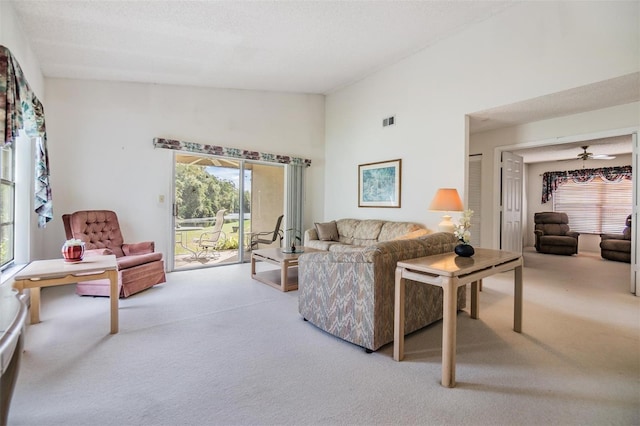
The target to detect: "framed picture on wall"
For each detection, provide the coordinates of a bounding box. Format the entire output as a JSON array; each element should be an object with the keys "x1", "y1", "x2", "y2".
[{"x1": 358, "y1": 159, "x2": 402, "y2": 208}]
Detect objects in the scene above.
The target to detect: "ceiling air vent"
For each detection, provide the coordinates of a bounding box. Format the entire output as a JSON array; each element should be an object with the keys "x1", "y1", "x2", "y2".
[{"x1": 382, "y1": 115, "x2": 396, "y2": 127}]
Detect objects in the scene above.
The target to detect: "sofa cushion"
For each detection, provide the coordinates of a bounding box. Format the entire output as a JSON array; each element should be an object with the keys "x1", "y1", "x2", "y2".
[
  {"x1": 306, "y1": 240, "x2": 340, "y2": 251},
  {"x1": 315, "y1": 221, "x2": 339, "y2": 241},
  {"x1": 352, "y1": 220, "x2": 384, "y2": 246},
  {"x1": 600, "y1": 239, "x2": 631, "y2": 252},
  {"x1": 336, "y1": 219, "x2": 359, "y2": 244}
]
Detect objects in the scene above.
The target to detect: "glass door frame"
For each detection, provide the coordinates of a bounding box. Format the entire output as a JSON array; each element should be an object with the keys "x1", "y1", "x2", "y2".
[{"x1": 170, "y1": 153, "x2": 285, "y2": 271}]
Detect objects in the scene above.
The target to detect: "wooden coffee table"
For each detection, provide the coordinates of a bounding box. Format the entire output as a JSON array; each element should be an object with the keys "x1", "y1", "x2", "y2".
[
  {"x1": 12, "y1": 255, "x2": 119, "y2": 334},
  {"x1": 251, "y1": 247, "x2": 323, "y2": 292}
]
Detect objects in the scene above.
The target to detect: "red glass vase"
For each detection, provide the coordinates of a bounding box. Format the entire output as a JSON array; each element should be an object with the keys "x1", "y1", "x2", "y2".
[{"x1": 61, "y1": 242, "x2": 85, "y2": 262}]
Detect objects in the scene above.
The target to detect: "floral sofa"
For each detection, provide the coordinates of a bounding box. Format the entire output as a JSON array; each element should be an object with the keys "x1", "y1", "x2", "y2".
[{"x1": 299, "y1": 223, "x2": 465, "y2": 352}]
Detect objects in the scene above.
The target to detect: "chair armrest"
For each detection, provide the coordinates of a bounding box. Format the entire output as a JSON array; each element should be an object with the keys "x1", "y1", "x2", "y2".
[
  {"x1": 123, "y1": 241, "x2": 155, "y2": 255},
  {"x1": 534, "y1": 230, "x2": 544, "y2": 237},
  {"x1": 566, "y1": 231, "x2": 579, "y2": 238},
  {"x1": 197, "y1": 231, "x2": 225, "y2": 244},
  {"x1": 84, "y1": 248, "x2": 114, "y2": 256},
  {"x1": 600, "y1": 233, "x2": 626, "y2": 241}
]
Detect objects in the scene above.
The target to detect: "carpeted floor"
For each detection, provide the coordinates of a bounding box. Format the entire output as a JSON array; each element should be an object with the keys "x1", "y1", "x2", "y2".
[{"x1": 8, "y1": 248, "x2": 640, "y2": 425}]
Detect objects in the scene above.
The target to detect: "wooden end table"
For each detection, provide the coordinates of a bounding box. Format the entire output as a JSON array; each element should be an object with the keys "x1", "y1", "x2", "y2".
[
  {"x1": 393, "y1": 248, "x2": 523, "y2": 388},
  {"x1": 250, "y1": 247, "x2": 323, "y2": 292},
  {"x1": 12, "y1": 255, "x2": 119, "y2": 334}
]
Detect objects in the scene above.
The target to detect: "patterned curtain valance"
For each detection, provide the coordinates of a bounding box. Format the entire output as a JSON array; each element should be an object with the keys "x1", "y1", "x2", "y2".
[
  {"x1": 153, "y1": 137, "x2": 312, "y2": 167},
  {"x1": 541, "y1": 165, "x2": 632, "y2": 203},
  {"x1": 0, "y1": 45, "x2": 52, "y2": 227}
]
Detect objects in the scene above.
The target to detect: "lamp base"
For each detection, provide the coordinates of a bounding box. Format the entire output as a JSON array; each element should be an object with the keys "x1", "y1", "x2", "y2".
[{"x1": 438, "y1": 215, "x2": 456, "y2": 233}]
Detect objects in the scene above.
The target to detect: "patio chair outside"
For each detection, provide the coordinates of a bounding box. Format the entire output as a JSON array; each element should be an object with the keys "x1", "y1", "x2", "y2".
[
  {"x1": 195, "y1": 209, "x2": 227, "y2": 259},
  {"x1": 251, "y1": 214, "x2": 284, "y2": 250}
]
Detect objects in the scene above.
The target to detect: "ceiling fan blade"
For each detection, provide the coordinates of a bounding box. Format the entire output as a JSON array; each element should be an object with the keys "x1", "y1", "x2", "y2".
[{"x1": 591, "y1": 154, "x2": 616, "y2": 160}]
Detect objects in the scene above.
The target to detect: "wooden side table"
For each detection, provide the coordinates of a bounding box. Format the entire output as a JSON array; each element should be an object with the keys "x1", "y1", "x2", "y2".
[
  {"x1": 12, "y1": 255, "x2": 119, "y2": 334},
  {"x1": 393, "y1": 248, "x2": 523, "y2": 387}
]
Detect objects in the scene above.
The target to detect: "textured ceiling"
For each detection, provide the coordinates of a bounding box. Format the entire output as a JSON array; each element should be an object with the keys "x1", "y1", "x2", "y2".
[
  {"x1": 9, "y1": 0, "x2": 515, "y2": 94},
  {"x1": 9, "y1": 0, "x2": 638, "y2": 158},
  {"x1": 512, "y1": 135, "x2": 633, "y2": 164},
  {"x1": 469, "y1": 73, "x2": 640, "y2": 134}
]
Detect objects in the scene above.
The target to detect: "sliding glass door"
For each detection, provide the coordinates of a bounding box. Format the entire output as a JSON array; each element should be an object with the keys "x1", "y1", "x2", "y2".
[{"x1": 172, "y1": 153, "x2": 284, "y2": 271}]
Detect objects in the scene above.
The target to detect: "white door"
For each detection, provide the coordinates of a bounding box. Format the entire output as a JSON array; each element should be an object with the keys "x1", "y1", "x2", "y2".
[
  {"x1": 468, "y1": 155, "x2": 482, "y2": 247},
  {"x1": 501, "y1": 151, "x2": 523, "y2": 253},
  {"x1": 631, "y1": 132, "x2": 638, "y2": 296}
]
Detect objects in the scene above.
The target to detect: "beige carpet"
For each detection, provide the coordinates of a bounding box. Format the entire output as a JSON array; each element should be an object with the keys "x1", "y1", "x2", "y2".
[{"x1": 8, "y1": 247, "x2": 639, "y2": 425}]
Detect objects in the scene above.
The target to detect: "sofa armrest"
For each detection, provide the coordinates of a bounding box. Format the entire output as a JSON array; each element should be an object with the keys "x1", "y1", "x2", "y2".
[
  {"x1": 534, "y1": 230, "x2": 544, "y2": 237},
  {"x1": 566, "y1": 231, "x2": 580, "y2": 239},
  {"x1": 304, "y1": 228, "x2": 319, "y2": 245},
  {"x1": 123, "y1": 241, "x2": 155, "y2": 255}
]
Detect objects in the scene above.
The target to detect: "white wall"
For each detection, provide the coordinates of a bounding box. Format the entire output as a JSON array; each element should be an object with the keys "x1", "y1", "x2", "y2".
[
  {"x1": 0, "y1": 2, "x2": 44, "y2": 98},
  {"x1": 471, "y1": 102, "x2": 639, "y2": 249},
  {"x1": 526, "y1": 154, "x2": 633, "y2": 253},
  {"x1": 43, "y1": 78, "x2": 325, "y2": 260},
  {"x1": 325, "y1": 1, "x2": 639, "y2": 232}
]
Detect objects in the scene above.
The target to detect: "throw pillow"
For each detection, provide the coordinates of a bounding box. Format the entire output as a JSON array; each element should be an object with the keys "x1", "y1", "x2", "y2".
[{"x1": 315, "y1": 221, "x2": 339, "y2": 241}]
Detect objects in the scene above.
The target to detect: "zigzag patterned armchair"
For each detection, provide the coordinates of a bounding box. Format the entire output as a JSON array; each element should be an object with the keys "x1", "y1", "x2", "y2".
[{"x1": 298, "y1": 228, "x2": 465, "y2": 352}]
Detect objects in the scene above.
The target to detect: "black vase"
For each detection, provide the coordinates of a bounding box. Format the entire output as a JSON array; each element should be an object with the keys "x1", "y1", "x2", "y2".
[{"x1": 455, "y1": 244, "x2": 475, "y2": 257}]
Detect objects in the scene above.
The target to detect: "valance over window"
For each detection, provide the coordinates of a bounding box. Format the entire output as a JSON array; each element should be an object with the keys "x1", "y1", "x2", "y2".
[
  {"x1": 541, "y1": 165, "x2": 632, "y2": 204},
  {"x1": 153, "y1": 137, "x2": 311, "y2": 167},
  {"x1": 0, "y1": 45, "x2": 52, "y2": 227}
]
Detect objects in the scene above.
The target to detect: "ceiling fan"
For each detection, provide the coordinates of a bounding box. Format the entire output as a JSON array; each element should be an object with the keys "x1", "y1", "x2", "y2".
[{"x1": 576, "y1": 145, "x2": 616, "y2": 161}]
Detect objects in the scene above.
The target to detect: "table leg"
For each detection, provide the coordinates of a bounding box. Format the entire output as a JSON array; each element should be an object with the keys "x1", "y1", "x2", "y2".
[
  {"x1": 281, "y1": 260, "x2": 288, "y2": 291},
  {"x1": 514, "y1": 265, "x2": 523, "y2": 332},
  {"x1": 441, "y1": 277, "x2": 457, "y2": 388},
  {"x1": 109, "y1": 270, "x2": 119, "y2": 334},
  {"x1": 30, "y1": 287, "x2": 41, "y2": 324},
  {"x1": 393, "y1": 267, "x2": 405, "y2": 361},
  {"x1": 251, "y1": 254, "x2": 257, "y2": 278},
  {"x1": 470, "y1": 280, "x2": 479, "y2": 319}
]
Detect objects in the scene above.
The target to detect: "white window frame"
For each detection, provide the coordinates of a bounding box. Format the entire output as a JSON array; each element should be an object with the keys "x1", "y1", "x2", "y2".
[{"x1": 0, "y1": 143, "x2": 16, "y2": 269}]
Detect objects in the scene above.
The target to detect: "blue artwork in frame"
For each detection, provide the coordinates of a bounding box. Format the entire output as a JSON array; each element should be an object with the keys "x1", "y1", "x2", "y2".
[{"x1": 358, "y1": 159, "x2": 401, "y2": 208}]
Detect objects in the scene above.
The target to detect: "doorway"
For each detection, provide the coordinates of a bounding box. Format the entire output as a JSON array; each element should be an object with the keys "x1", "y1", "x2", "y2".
[{"x1": 171, "y1": 153, "x2": 284, "y2": 271}]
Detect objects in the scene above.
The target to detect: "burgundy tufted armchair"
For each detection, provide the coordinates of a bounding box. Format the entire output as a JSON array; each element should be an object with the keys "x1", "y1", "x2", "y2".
[{"x1": 62, "y1": 210, "x2": 166, "y2": 297}]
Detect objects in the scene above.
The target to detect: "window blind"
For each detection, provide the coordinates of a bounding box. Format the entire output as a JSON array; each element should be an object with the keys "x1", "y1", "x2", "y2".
[{"x1": 553, "y1": 177, "x2": 632, "y2": 234}]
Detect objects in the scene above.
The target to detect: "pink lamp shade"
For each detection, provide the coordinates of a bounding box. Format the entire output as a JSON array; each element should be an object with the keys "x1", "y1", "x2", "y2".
[
  {"x1": 429, "y1": 188, "x2": 464, "y2": 211},
  {"x1": 429, "y1": 188, "x2": 463, "y2": 232}
]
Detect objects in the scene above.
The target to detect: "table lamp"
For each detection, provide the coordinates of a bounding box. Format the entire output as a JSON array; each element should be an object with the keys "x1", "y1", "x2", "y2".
[{"x1": 429, "y1": 188, "x2": 463, "y2": 232}]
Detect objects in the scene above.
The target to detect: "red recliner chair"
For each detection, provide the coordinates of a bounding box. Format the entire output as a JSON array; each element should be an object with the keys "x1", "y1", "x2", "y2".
[{"x1": 62, "y1": 210, "x2": 166, "y2": 298}]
